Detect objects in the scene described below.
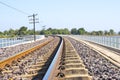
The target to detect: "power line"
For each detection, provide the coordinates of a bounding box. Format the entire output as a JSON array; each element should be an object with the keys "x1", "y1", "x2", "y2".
[{"x1": 0, "y1": 1, "x2": 29, "y2": 15}]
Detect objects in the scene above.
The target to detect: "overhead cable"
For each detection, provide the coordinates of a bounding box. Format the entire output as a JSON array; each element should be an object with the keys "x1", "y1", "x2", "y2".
[{"x1": 0, "y1": 1, "x2": 29, "y2": 15}]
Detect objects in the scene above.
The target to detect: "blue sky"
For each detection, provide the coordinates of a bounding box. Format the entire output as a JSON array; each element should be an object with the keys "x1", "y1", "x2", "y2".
[{"x1": 0, "y1": 0, "x2": 120, "y2": 32}]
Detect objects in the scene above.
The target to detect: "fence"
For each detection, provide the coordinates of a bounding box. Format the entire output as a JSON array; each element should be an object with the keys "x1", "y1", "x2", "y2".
[
  {"x1": 0, "y1": 35, "x2": 44, "y2": 48},
  {"x1": 72, "y1": 35, "x2": 120, "y2": 49}
]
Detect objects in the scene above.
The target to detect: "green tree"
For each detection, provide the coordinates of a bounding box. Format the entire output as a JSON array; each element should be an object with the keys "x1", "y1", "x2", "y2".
[
  {"x1": 109, "y1": 29, "x2": 115, "y2": 35},
  {"x1": 78, "y1": 28, "x2": 85, "y2": 35},
  {"x1": 0, "y1": 31, "x2": 3, "y2": 38},
  {"x1": 62, "y1": 28, "x2": 70, "y2": 34},
  {"x1": 0, "y1": 31, "x2": 2, "y2": 35},
  {"x1": 118, "y1": 31, "x2": 120, "y2": 35},
  {"x1": 98, "y1": 31, "x2": 103, "y2": 35},
  {"x1": 71, "y1": 28, "x2": 78, "y2": 34},
  {"x1": 104, "y1": 30, "x2": 109, "y2": 35},
  {"x1": 18, "y1": 26, "x2": 28, "y2": 36},
  {"x1": 58, "y1": 29, "x2": 63, "y2": 34},
  {"x1": 40, "y1": 30, "x2": 45, "y2": 35},
  {"x1": 47, "y1": 28, "x2": 52, "y2": 31},
  {"x1": 3, "y1": 30, "x2": 9, "y2": 36},
  {"x1": 91, "y1": 31, "x2": 97, "y2": 35},
  {"x1": 27, "y1": 30, "x2": 34, "y2": 35},
  {"x1": 40, "y1": 30, "x2": 51, "y2": 35},
  {"x1": 7, "y1": 29, "x2": 16, "y2": 37},
  {"x1": 51, "y1": 29, "x2": 58, "y2": 34}
]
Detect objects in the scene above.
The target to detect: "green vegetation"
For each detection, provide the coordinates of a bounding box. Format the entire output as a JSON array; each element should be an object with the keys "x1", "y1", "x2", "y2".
[
  {"x1": 0, "y1": 26, "x2": 119, "y2": 38},
  {"x1": 71, "y1": 28, "x2": 78, "y2": 35},
  {"x1": 0, "y1": 26, "x2": 33, "y2": 38},
  {"x1": 78, "y1": 28, "x2": 86, "y2": 35},
  {"x1": 70, "y1": 28, "x2": 119, "y2": 36},
  {"x1": 40, "y1": 28, "x2": 70, "y2": 35}
]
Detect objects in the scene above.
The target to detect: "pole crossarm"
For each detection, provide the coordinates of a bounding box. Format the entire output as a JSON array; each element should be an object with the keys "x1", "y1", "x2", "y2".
[{"x1": 28, "y1": 14, "x2": 39, "y2": 41}]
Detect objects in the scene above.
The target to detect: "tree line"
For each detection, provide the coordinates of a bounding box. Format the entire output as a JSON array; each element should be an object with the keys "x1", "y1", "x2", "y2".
[
  {"x1": 71, "y1": 28, "x2": 120, "y2": 36},
  {"x1": 0, "y1": 26, "x2": 37, "y2": 38},
  {"x1": 0, "y1": 26, "x2": 120, "y2": 38}
]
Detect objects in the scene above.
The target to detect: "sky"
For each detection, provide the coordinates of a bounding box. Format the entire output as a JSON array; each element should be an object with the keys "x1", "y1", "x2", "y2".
[{"x1": 0, "y1": 0, "x2": 120, "y2": 32}]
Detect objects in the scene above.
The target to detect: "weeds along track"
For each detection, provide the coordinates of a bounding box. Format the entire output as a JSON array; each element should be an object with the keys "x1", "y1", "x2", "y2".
[{"x1": 0, "y1": 36, "x2": 61, "y2": 80}]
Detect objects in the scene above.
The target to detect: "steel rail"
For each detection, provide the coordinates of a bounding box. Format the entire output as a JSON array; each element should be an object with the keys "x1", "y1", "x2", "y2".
[
  {"x1": 0, "y1": 39, "x2": 53, "y2": 69},
  {"x1": 43, "y1": 37, "x2": 63, "y2": 80}
]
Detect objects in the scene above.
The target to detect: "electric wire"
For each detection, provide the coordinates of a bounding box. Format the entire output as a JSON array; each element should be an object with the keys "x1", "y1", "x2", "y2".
[{"x1": 0, "y1": 1, "x2": 29, "y2": 15}]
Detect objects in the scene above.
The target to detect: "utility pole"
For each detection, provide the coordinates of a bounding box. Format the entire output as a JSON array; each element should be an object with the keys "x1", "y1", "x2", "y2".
[{"x1": 28, "y1": 14, "x2": 39, "y2": 41}]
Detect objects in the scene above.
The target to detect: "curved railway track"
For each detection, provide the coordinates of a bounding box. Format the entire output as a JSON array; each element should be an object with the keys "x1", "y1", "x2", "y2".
[
  {"x1": 51, "y1": 38, "x2": 92, "y2": 80},
  {"x1": 0, "y1": 38, "x2": 53, "y2": 69},
  {"x1": 0, "y1": 36, "x2": 60, "y2": 80},
  {"x1": 1, "y1": 36, "x2": 119, "y2": 80},
  {"x1": 0, "y1": 36, "x2": 92, "y2": 80}
]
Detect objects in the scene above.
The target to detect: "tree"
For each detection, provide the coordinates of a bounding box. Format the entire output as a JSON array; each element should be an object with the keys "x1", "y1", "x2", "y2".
[
  {"x1": 104, "y1": 30, "x2": 109, "y2": 35},
  {"x1": 91, "y1": 31, "x2": 97, "y2": 35},
  {"x1": 0, "y1": 31, "x2": 2, "y2": 35},
  {"x1": 118, "y1": 31, "x2": 120, "y2": 35},
  {"x1": 58, "y1": 29, "x2": 63, "y2": 34},
  {"x1": 47, "y1": 28, "x2": 52, "y2": 31},
  {"x1": 40, "y1": 30, "x2": 52, "y2": 35},
  {"x1": 98, "y1": 31, "x2": 103, "y2": 35},
  {"x1": 43, "y1": 30, "x2": 51, "y2": 35},
  {"x1": 40, "y1": 30, "x2": 45, "y2": 35},
  {"x1": 62, "y1": 28, "x2": 70, "y2": 34},
  {"x1": 78, "y1": 28, "x2": 85, "y2": 35},
  {"x1": 51, "y1": 29, "x2": 58, "y2": 34},
  {"x1": 7, "y1": 29, "x2": 16, "y2": 37},
  {"x1": 18, "y1": 26, "x2": 28, "y2": 36},
  {"x1": 71, "y1": 28, "x2": 78, "y2": 34},
  {"x1": 3, "y1": 30, "x2": 9, "y2": 35},
  {"x1": 0, "y1": 31, "x2": 3, "y2": 38},
  {"x1": 109, "y1": 29, "x2": 115, "y2": 35},
  {"x1": 27, "y1": 30, "x2": 34, "y2": 35}
]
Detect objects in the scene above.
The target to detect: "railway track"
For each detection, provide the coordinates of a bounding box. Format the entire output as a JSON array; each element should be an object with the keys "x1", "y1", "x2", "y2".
[
  {"x1": 0, "y1": 36, "x2": 93, "y2": 80},
  {"x1": 2, "y1": 35, "x2": 119, "y2": 80},
  {"x1": 0, "y1": 36, "x2": 60, "y2": 80},
  {"x1": 0, "y1": 37, "x2": 53, "y2": 69},
  {"x1": 67, "y1": 36, "x2": 120, "y2": 80},
  {"x1": 43, "y1": 38, "x2": 92, "y2": 80},
  {"x1": 69, "y1": 36, "x2": 120, "y2": 67}
]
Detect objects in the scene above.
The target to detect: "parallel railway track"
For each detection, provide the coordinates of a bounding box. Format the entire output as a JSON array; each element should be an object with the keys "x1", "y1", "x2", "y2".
[
  {"x1": 67, "y1": 36, "x2": 120, "y2": 80},
  {"x1": 0, "y1": 36, "x2": 92, "y2": 80},
  {"x1": 0, "y1": 36, "x2": 119, "y2": 80},
  {"x1": 0, "y1": 38, "x2": 53, "y2": 69},
  {"x1": 0, "y1": 37, "x2": 60, "y2": 80},
  {"x1": 52, "y1": 38, "x2": 92, "y2": 80}
]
